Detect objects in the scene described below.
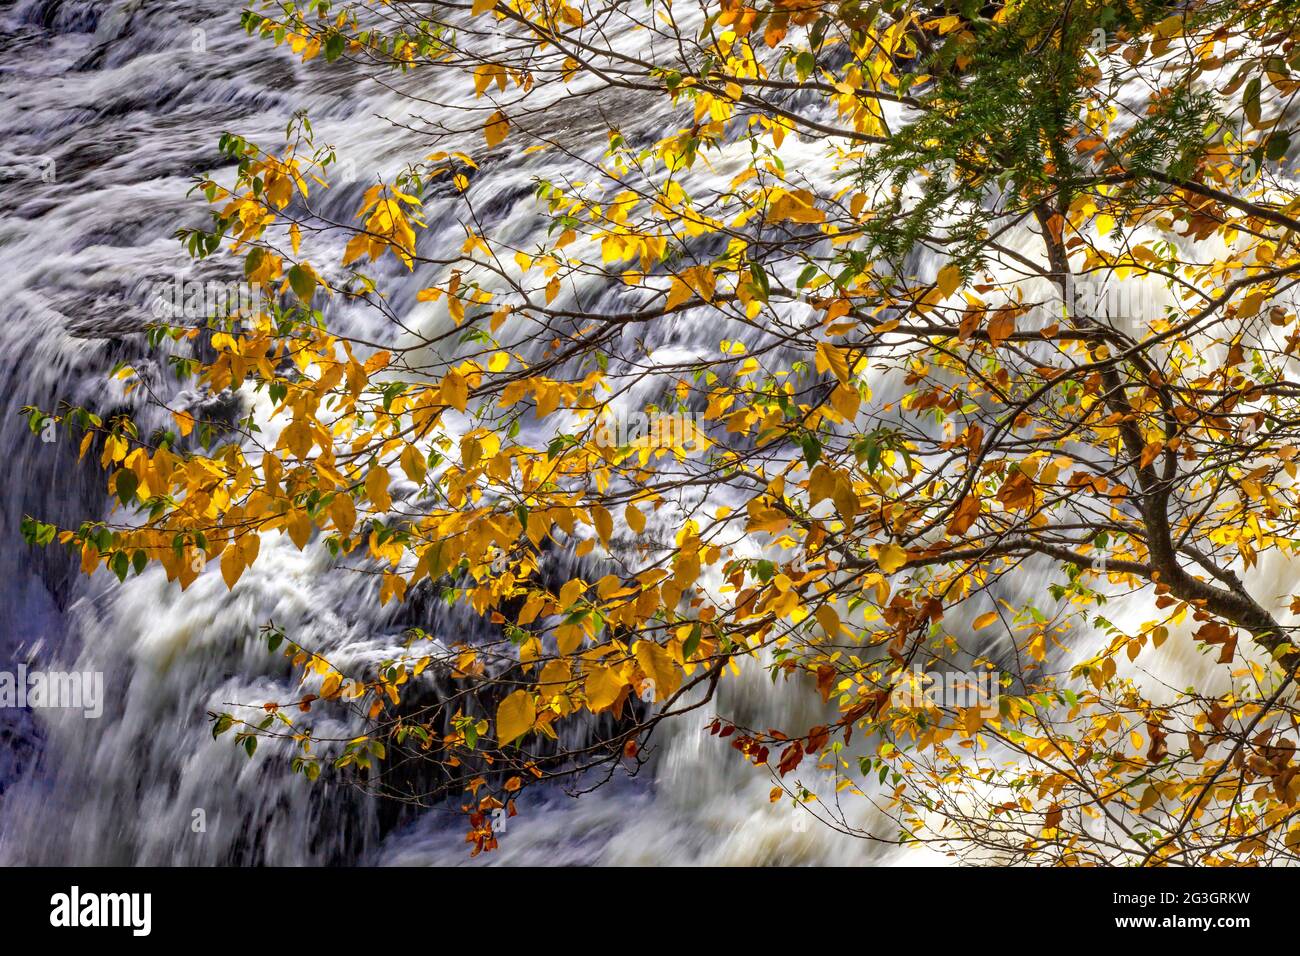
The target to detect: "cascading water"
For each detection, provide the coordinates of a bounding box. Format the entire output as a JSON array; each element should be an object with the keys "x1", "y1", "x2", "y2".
[{"x1": 0, "y1": 0, "x2": 931, "y2": 865}]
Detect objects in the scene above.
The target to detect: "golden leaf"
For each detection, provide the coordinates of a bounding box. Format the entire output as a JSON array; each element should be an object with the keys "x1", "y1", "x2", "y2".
[
  {"x1": 624, "y1": 503, "x2": 646, "y2": 534},
  {"x1": 220, "y1": 544, "x2": 244, "y2": 590},
  {"x1": 440, "y1": 370, "x2": 469, "y2": 412},
  {"x1": 634, "y1": 640, "x2": 682, "y2": 701},
  {"x1": 538, "y1": 659, "x2": 572, "y2": 696},
  {"x1": 496, "y1": 690, "x2": 535, "y2": 745},
  {"x1": 872, "y1": 542, "x2": 907, "y2": 573},
  {"x1": 329, "y1": 493, "x2": 356, "y2": 537},
  {"x1": 828, "y1": 383, "x2": 860, "y2": 421},
  {"x1": 485, "y1": 110, "x2": 509, "y2": 149},
  {"x1": 585, "y1": 665, "x2": 626, "y2": 712},
  {"x1": 815, "y1": 342, "x2": 851, "y2": 384},
  {"x1": 936, "y1": 263, "x2": 961, "y2": 297},
  {"x1": 365, "y1": 466, "x2": 392, "y2": 511},
  {"x1": 591, "y1": 505, "x2": 613, "y2": 547},
  {"x1": 814, "y1": 604, "x2": 842, "y2": 637}
]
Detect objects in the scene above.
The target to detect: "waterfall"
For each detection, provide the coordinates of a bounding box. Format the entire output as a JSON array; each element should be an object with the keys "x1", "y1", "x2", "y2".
[{"x1": 0, "y1": 0, "x2": 934, "y2": 865}]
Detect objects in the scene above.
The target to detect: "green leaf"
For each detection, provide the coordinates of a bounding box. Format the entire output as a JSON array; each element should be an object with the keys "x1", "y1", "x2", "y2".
[
  {"x1": 114, "y1": 469, "x2": 139, "y2": 506},
  {"x1": 1267, "y1": 132, "x2": 1290, "y2": 162},
  {"x1": 800, "y1": 433, "x2": 821, "y2": 467},
  {"x1": 288, "y1": 264, "x2": 316, "y2": 301},
  {"x1": 1244, "y1": 77, "x2": 1262, "y2": 128},
  {"x1": 682, "y1": 623, "x2": 703, "y2": 660},
  {"x1": 244, "y1": 246, "x2": 265, "y2": 278}
]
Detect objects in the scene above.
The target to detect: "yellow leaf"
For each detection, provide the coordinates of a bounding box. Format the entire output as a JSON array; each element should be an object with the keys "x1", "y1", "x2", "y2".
[
  {"x1": 321, "y1": 673, "x2": 342, "y2": 699},
  {"x1": 220, "y1": 544, "x2": 244, "y2": 590},
  {"x1": 681, "y1": 265, "x2": 716, "y2": 302},
  {"x1": 664, "y1": 277, "x2": 693, "y2": 312},
  {"x1": 872, "y1": 542, "x2": 907, "y2": 573},
  {"x1": 814, "y1": 604, "x2": 842, "y2": 637},
  {"x1": 808, "y1": 463, "x2": 837, "y2": 505},
  {"x1": 559, "y1": 577, "x2": 585, "y2": 608},
  {"x1": 936, "y1": 264, "x2": 961, "y2": 297},
  {"x1": 239, "y1": 531, "x2": 260, "y2": 568},
  {"x1": 555, "y1": 623, "x2": 584, "y2": 655},
  {"x1": 1239, "y1": 292, "x2": 1265, "y2": 318},
  {"x1": 329, "y1": 493, "x2": 356, "y2": 537},
  {"x1": 538, "y1": 659, "x2": 572, "y2": 695},
  {"x1": 471, "y1": 0, "x2": 495, "y2": 14},
  {"x1": 485, "y1": 110, "x2": 509, "y2": 149},
  {"x1": 400, "y1": 443, "x2": 427, "y2": 483},
  {"x1": 343, "y1": 231, "x2": 372, "y2": 267},
  {"x1": 366, "y1": 466, "x2": 392, "y2": 511},
  {"x1": 624, "y1": 503, "x2": 646, "y2": 534},
  {"x1": 496, "y1": 689, "x2": 535, "y2": 745},
  {"x1": 815, "y1": 342, "x2": 850, "y2": 384},
  {"x1": 829, "y1": 383, "x2": 860, "y2": 421},
  {"x1": 591, "y1": 505, "x2": 613, "y2": 547},
  {"x1": 440, "y1": 370, "x2": 469, "y2": 412},
  {"x1": 634, "y1": 640, "x2": 682, "y2": 701},
  {"x1": 534, "y1": 380, "x2": 560, "y2": 419},
  {"x1": 173, "y1": 410, "x2": 196, "y2": 437},
  {"x1": 286, "y1": 510, "x2": 312, "y2": 550},
  {"x1": 517, "y1": 593, "x2": 546, "y2": 626},
  {"x1": 585, "y1": 665, "x2": 626, "y2": 712},
  {"x1": 973, "y1": 611, "x2": 997, "y2": 630}
]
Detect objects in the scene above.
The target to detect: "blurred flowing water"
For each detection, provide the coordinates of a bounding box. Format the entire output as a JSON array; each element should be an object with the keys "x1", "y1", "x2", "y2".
[
  {"x1": 0, "y1": 0, "x2": 1272, "y2": 866},
  {"x1": 0, "y1": 0, "x2": 931, "y2": 865}
]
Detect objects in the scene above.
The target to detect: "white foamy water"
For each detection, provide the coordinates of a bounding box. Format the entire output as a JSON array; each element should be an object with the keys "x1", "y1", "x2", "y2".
[{"x1": 0, "y1": 0, "x2": 935, "y2": 865}]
